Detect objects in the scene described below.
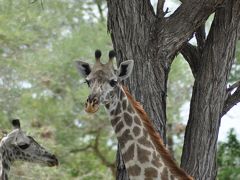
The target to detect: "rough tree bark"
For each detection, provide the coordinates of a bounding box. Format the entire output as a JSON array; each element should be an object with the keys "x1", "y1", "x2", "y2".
[
  {"x1": 181, "y1": 1, "x2": 240, "y2": 179},
  {"x1": 107, "y1": 0, "x2": 240, "y2": 179}
]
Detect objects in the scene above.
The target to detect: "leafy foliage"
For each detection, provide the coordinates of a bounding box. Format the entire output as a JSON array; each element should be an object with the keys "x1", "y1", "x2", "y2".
[
  {"x1": 0, "y1": 0, "x2": 115, "y2": 179},
  {"x1": 217, "y1": 129, "x2": 240, "y2": 179},
  {"x1": 0, "y1": 0, "x2": 239, "y2": 179}
]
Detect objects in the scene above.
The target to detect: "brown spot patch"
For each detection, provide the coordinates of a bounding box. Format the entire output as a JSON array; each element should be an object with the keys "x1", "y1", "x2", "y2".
[
  {"x1": 105, "y1": 103, "x2": 110, "y2": 109},
  {"x1": 133, "y1": 126, "x2": 141, "y2": 137},
  {"x1": 124, "y1": 112, "x2": 133, "y2": 127},
  {"x1": 144, "y1": 167, "x2": 158, "y2": 178},
  {"x1": 134, "y1": 116, "x2": 142, "y2": 126},
  {"x1": 122, "y1": 99, "x2": 127, "y2": 110},
  {"x1": 119, "y1": 90, "x2": 125, "y2": 100},
  {"x1": 161, "y1": 167, "x2": 169, "y2": 180},
  {"x1": 118, "y1": 129, "x2": 133, "y2": 149},
  {"x1": 123, "y1": 144, "x2": 135, "y2": 162},
  {"x1": 127, "y1": 104, "x2": 134, "y2": 113},
  {"x1": 115, "y1": 121, "x2": 124, "y2": 133},
  {"x1": 143, "y1": 129, "x2": 148, "y2": 136},
  {"x1": 152, "y1": 152, "x2": 162, "y2": 168},
  {"x1": 110, "y1": 110, "x2": 115, "y2": 116},
  {"x1": 170, "y1": 174, "x2": 175, "y2": 180},
  {"x1": 122, "y1": 86, "x2": 193, "y2": 180},
  {"x1": 111, "y1": 116, "x2": 121, "y2": 127},
  {"x1": 128, "y1": 164, "x2": 141, "y2": 176},
  {"x1": 115, "y1": 102, "x2": 122, "y2": 115},
  {"x1": 138, "y1": 135, "x2": 153, "y2": 148},
  {"x1": 137, "y1": 145, "x2": 151, "y2": 163}
]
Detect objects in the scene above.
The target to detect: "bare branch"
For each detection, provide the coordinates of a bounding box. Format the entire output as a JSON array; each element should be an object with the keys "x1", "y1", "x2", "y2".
[
  {"x1": 227, "y1": 80, "x2": 240, "y2": 93},
  {"x1": 92, "y1": 132, "x2": 114, "y2": 168},
  {"x1": 180, "y1": 42, "x2": 200, "y2": 78},
  {"x1": 222, "y1": 82, "x2": 240, "y2": 116},
  {"x1": 69, "y1": 144, "x2": 92, "y2": 153},
  {"x1": 157, "y1": 0, "x2": 165, "y2": 18}
]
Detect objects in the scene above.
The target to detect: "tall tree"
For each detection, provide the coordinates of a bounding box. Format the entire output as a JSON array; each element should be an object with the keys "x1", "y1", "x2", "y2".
[{"x1": 107, "y1": 0, "x2": 240, "y2": 179}]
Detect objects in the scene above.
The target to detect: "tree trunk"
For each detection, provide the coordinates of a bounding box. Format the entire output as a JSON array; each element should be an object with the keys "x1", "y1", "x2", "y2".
[
  {"x1": 107, "y1": 1, "x2": 167, "y2": 179},
  {"x1": 181, "y1": 1, "x2": 240, "y2": 179},
  {"x1": 106, "y1": 0, "x2": 239, "y2": 179}
]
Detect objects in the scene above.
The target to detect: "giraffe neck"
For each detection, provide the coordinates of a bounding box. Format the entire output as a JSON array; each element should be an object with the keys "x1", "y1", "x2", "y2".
[
  {"x1": 0, "y1": 144, "x2": 12, "y2": 180},
  {"x1": 105, "y1": 85, "x2": 192, "y2": 180}
]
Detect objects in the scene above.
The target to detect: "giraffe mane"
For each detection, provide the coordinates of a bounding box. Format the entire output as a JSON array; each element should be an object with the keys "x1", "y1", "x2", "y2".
[{"x1": 122, "y1": 86, "x2": 193, "y2": 180}]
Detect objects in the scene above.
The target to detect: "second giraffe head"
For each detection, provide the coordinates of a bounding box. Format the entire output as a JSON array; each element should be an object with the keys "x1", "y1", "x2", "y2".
[{"x1": 76, "y1": 50, "x2": 134, "y2": 113}]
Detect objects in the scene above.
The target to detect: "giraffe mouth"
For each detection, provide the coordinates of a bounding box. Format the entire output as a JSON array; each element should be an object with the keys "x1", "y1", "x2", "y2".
[{"x1": 85, "y1": 101, "x2": 99, "y2": 113}]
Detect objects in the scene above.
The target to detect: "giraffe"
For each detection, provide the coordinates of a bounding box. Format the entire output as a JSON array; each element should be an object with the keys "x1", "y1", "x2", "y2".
[
  {"x1": 76, "y1": 50, "x2": 193, "y2": 180},
  {"x1": 0, "y1": 119, "x2": 58, "y2": 180}
]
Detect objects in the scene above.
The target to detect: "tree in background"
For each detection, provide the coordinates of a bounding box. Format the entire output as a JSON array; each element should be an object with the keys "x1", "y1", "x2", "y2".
[
  {"x1": 0, "y1": 1, "x2": 116, "y2": 179},
  {"x1": 1, "y1": 0, "x2": 240, "y2": 179},
  {"x1": 107, "y1": 0, "x2": 240, "y2": 179}
]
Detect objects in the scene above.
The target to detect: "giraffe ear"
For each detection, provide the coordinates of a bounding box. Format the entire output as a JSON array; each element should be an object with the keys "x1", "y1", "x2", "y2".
[
  {"x1": 12, "y1": 119, "x2": 21, "y2": 129},
  {"x1": 75, "y1": 61, "x2": 91, "y2": 78},
  {"x1": 117, "y1": 60, "x2": 134, "y2": 80}
]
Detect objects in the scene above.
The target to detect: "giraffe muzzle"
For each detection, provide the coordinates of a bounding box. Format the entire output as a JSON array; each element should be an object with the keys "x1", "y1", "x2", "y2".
[
  {"x1": 85, "y1": 95, "x2": 99, "y2": 113},
  {"x1": 46, "y1": 154, "x2": 59, "y2": 167}
]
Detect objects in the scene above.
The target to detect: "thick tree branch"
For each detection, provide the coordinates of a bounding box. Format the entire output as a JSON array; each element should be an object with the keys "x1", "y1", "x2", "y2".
[
  {"x1": 163, "y1": 0, "x2": 224, "y2": 57},
  {"x1": 157, "y1": 0, "x2": 165, "y2": 18},
  {"x1": 181, "y1": 1, "x2": 240, "y2": 178},
  {"x1": 195, "y1": 24, "x2": 206, "y2": 52},
  {"x1": 180, "y1": 42, "x2": 200, "y2": 78},
  {"x1": 222, "y1": 81, "x2": 240, "y2": 116}
]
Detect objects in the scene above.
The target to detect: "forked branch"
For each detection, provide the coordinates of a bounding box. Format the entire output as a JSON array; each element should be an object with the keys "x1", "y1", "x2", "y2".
[
  {"x1": 157, "y1": 0, "x2": 165, "y2": 18},
  {"x1": 180, "y1": 42, "x2": 200, "y2": 78},
  {"x1": 222, "y1": 81, "x2": 240, "y2": 116},
  {"x1": 163, "y1": 0, "x2": 224, "y2": 56}
]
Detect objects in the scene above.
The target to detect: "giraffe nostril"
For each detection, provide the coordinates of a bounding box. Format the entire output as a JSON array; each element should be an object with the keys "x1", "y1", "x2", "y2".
[{"x1": 93, "y1": 98, "x2": 98, "y2": 104}]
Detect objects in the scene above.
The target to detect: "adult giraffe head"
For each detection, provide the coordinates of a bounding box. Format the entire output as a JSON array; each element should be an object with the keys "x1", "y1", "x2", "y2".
[{"x1": 76, "y1": 50, "x2": 133, "y2": 113}]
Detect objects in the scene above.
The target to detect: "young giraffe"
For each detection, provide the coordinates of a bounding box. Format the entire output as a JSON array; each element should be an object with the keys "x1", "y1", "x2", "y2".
[
  {"x1": 0, "y1": 119, "x2": 58, "y2": 180},
  {"x1": 76, "y1": 50, "x2": 193, "y2": 180}
]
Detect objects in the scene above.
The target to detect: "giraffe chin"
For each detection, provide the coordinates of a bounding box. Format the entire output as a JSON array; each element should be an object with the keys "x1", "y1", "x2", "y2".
[{"x1": 85, "y1": 103, "x2": 99, "y2": 113}]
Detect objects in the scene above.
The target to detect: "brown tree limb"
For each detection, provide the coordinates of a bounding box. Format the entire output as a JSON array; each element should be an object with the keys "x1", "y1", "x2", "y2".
[
  {"x1": 222, "y1": 81, "x2": 240, "y2": 116},
  {"x1": 163, "y1": 0, "x2": 224, "y2": 57},
  {"x1": 181, "y1": 1, "x2": 240, "y2": 178},
  {"x1": 157, "y1": 0, "x2": 165, "y2": 18},
  {"x1": 180, "y1": 43, "x2": 200, "y2": 78}
]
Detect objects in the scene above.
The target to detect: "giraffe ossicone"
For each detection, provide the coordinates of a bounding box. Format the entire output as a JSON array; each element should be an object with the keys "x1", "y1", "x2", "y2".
[
  {"x1": 0, "y1": 119, "x2": 58, "y2": 180},
  {"x1": 76, "y1": 50, "x2": 193, "y2": 180}
]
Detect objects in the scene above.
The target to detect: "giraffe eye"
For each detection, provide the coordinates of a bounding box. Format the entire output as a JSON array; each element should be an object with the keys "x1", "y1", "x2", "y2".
[
  {"x1": 109, "y1": 80, "x2": 117, "y2": 87},
  {"x1": 18, "y1": 144, "x2": 29, "y2": 150}
]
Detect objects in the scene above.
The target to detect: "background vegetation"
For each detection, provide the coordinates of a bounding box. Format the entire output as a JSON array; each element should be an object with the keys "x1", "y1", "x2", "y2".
[{"x1": 0, "y1": 0, "x2": 239, "y2": 179}]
